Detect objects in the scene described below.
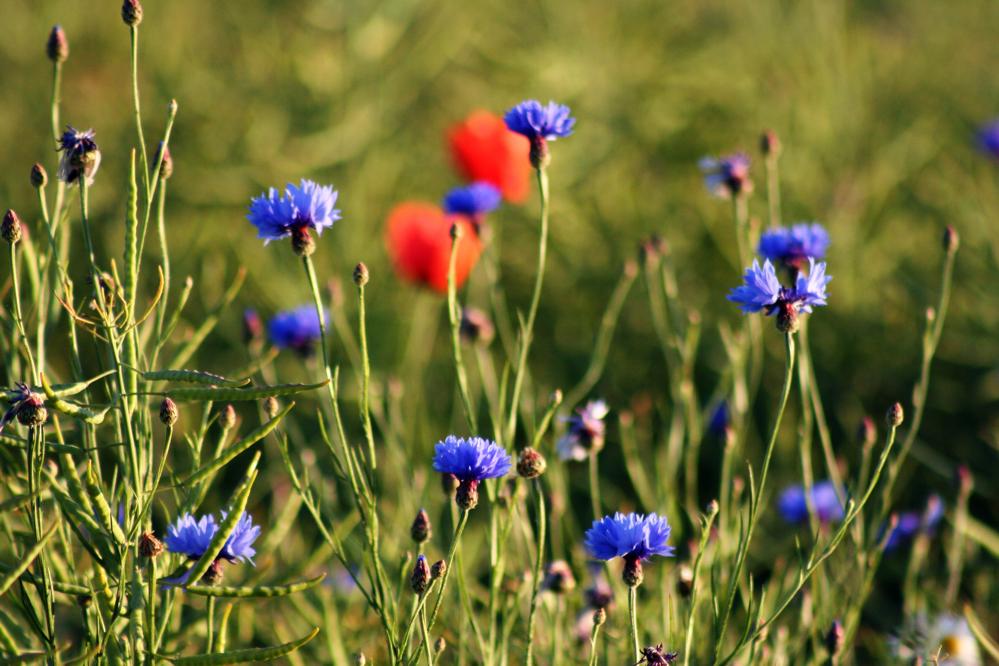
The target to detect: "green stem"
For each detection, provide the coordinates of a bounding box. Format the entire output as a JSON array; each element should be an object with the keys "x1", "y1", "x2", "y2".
[
  {"x1": 683, "y1": 508, "x2": 718, "y2": 663},
  {"x1": 588, "y1": 451, "x2": 601, "y2": 521},
  {"x1": 205, "y1": 596, "x2": 215, "y2": 652},
  {"x1": 129, "y1": 26, "x2": 150, "y2": 199},
  {"x1": 426, "y1": 509, "x2": 470, "y2": 633},
  {"x1": 447, "y1": 231, "x2": 478, "y2": 433},
  {"x1": 629, "y1": 584, "x2": 640, "y2": 662},
  {"x1": 9, "y1": 243, "x2": 38, "y2": 381},
  {"x1": 524, "y1": 480, "x2": 547, "y2": 666},
  {"x1": 765, "y1": 153, "x2": 781, "y2": 229},
  {"x1": 356, "y1": 279, "x2": 377, "y2": 469}
]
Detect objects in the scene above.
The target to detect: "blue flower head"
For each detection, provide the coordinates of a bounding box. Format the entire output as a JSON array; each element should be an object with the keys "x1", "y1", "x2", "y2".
[
  {"x1": 758, "y1": 223, "x2": 830, "y2": 269},
  {"x1": 432, "y1": 435, "x2": 512, "y2": 482},
  {"x1": 777, "y1": 481, "x2": 845, "y2": 525},
  {"x1": 219, "y1": 510, "x2": 261, "y2": 563},
  {"x1": 268, "y1": 305, "x2": 324, "y2": 354},
  {"x1": 883, "y1": 495, "x2": 945, "y2": 553},
  {"x1": 699, "y1": 153, "x2": 752, "y2": 198},
  {"x1": 557, "y1": 400, "x2": 609, "y2": 461},
  {"x1": 248, "y1": 179, "x2": 340, "y2": 244},
  {"x1": 164, "y1": 511, "x2": 260, "y2": 564},
  {"x1": 443, "y1": 182, "x2": 502, "y2": 218},
  {"x1": 58, "y1": 126, "x2": 101, "y2": 185},
  {"x1": 728, "y1": 258, "x2": 830, "y2": 333},
  {"x1": 584, "y1": 512, "x2": 675, "y2": 562},
  {"x1": 977, "y1": 119, "x2": 999, "y2": 160},
  {"x1": 504, "y1": 100, "x2": 575, "y2": 141}
]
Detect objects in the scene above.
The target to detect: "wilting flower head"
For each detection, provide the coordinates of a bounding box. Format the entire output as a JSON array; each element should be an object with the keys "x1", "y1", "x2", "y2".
[
  {"x1": 268, "y1": 305, "x2": 323, "y2": 354},
  {"x1": 385, "y1": 202, "x2": 482, "y2": 293},
  {"x1": 883, "y1": 495, "x2": 945, "y2": 552},
  {"x1": 432, "y1": 435, "x2": 512, "y2": 482},
  {"x1": 504, "y1": 100, "x2": 575, "y2": 168},
  {"x1": 58, "y1": 126, "x2": 101, "y2": 185},
  {"x1": 758, "y1": 223, "x2": 830, "y2": 270},
  {"x1": 699, "y1": 153, "x2": 752, "y2": 198},
  {"x1": 890, "y1": 613, "x2": 981, "y2": 665},
  {"x1": 247, "y1": 179, "x2": 340, "y2": 253},
  {"x1": 442, "y1": 182, "x2": 502, "y2": 219},
  {"x1": 976, "y1": 119, "x2": 999, "y2": 161},
  {"x1": 777, "y1": 480, "x2": 845, "y2": 525},
  {"x1": 557, "y1": 400, "x2": 609, "y2": 461},
  {"x1": 447, "y1": 111, "x2": 531, "y2": 202},
  {"x1": 584, "y1": 512, "x2": 675, "y2": 562},
  {"x1": 728, "y1": 258, "x2": 830, "y2": 333}
]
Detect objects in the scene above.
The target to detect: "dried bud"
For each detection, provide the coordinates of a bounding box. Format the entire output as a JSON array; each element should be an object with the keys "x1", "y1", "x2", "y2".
[
  {"x1": 825, "y1": 620, "x2": 844, "y2": 656},
  {"x1": 885, "y1": 402, "x2": 904, "y2": 428},
  {"x1": 460, "y1": 307, "x2": 495, "y2": 346},
  {"x1": 410, "y1": 555, "x2": 431, "y2": 594},
  {"x1": 677, "y1": 564, "x2": 694, "y2": 597},
  {"x1": 47, "y1": 25, "x2": 69, "y2": 63},
  {"x1": 17, "y1": 393, "x2": 48, "y2": 427},
  {"x1": 456, "y1": 479, "x2": 479, "y2": 510},
  {"x1": 138, "y1": 531, "x2": 164, "y2": 558},
  {"x1": 529, "y1": 136, "x2": 551, "y2": 170},
  {"x1": 353, "y1": 262, "x2": 369, "y2": 287},
  {"x1": 410, "y1": 509, "x2": 432, "y2": 544},
  {"x1": 159, "y1": 398, "x2": 178, "y2": 426},
  {"x1": 856, "y1": 416, "x2": 876, "y2": 448},
  {"x1": 942, "y1": 225, "x2": 959, "y2": 254},
  {"x1": 441, "y1": 473, "x2": 459, "y2": 497},
  {"x1": 516, "y1": 447, "x2": 547, "y2": 479},
  {"x1": 220, "y1": 404, "x2": 237, "y2": 430},
  {"x1": 263, "y1": 396, "x2": 280, "y2": 419},
  {"x1": 2, "y1": 210, "x2": 22, "y2": 244},
  {"x1": 430, "y1": 560, "x2": 446, "y2": 580},
  {"x1": 291, "y1": 226, "x2": 315, "y2": 257},
  {"x1": 760, "y1": 129, "x2": 781, "y2": 158},
  {"x1": 434, "y1": 637, "x2": 446, "y2": 655},
  {"x1": 593, "y1": 607, "x2": 607, "y2": 627},
  {"x1": 622, "y1": 555, "x2": 644, "y2": 588},
  {"x1": 30, "y1": 163, "x2": 48, "y2": 189},
  {"x1": 155, "y1": 142, "x2": 173, "y2": 180},
  {"x1": 121, "y1": 0, "x2": 143, "y2": 26},
  {"x1": 542, "y1": 560, "x2": 576, "y2": 594}
]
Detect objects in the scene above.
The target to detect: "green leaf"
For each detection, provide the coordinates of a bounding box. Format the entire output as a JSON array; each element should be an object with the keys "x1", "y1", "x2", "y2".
[
  {"x1": 184, "y1": 573, "x2": 326, "y2": 598},
  {"x1": 0, "y1": 522, "x2": 58, "y2": 596},
  {"x1": 155, "y1": 627, "x2": 318, "y2": 664},
  {"x1": 150, "y1": 381, "x2": 328, "y2": 403},
  {"x1": 141, "y1": 369, "x2": 251, "y2": 388}
]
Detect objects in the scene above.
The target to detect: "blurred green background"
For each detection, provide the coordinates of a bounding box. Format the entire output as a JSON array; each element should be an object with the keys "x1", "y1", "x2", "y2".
[{"x1": 1, "y1": 0, "x2": 997, "y2": 623}]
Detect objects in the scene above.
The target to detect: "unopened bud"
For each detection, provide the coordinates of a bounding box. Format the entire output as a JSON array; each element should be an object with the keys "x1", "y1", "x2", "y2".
[
  {"x1": 155, "y1": 142, "x2": 173, "y2": 180},
  {"x1": 410, "y1": 509, "x2": 432, "y2": 544},
  {"x1": 353, "y1": 262, "x2": 369, "y2": 287},
  {"x1": 550, "y1": 389, "x2": 564, "y2": 406},
  {"x1": 856, "y1": 416, "x2": 876, "y2": 448},
  {"x1": 460, "y1": 307, "x2": 495, "y2": 345},
  {"x1": 138, "y1": 531, "x2": 164, "y2": 558},
  {"x1": 159, "y1": 398, "x2": 178, "y2": 426},
  {"x1": 593, "y1": 607, "x2": 607, "y2": 626},
  {"x1": 2, "y1": 210, "x2": 22, "y2": 244},
  {"x1": 677, "y1": 564, "x2": 694, "y2": 597},
  {"x1": 434, "y1": 637, "x2": 446, "y2": 655},
  {"x1": 30, "y1": 163, "x2": 48, "y2": 189},
  {"x1": 441, "y1": 473, "x2": 459, "y2": 497},
  {"x1": 885, "y1": 402, "x2": 904, "y2": 428},
  {"x1": 47, "y1": 25, "x2": 69, "y2": 63},
  {"x1": 220, "y1": 404, "x2": 237, "y2": 430},
  {"x1": 410, "y1": 555, "x2": 431, "y2": 594},
  {"x1": 430, "y1": 559, "x2": 446, "y2": 580},
  {"x1": 942, "y1": 225, "x2": 959, "y2": 254},
  {"x1": 449, "y1": 222, "x2": 462, "y2": 240},
  {"x1": 353, "y1": 653, "x2": 366, "y2": 666},
  {"x1": 760, "y1": 129, "x2": 781, "y2": 158},
  {"x1": 705, "y1": 499, "x2": 720, "y2": 519},
  {"x1": 121, "y1": 0, "x2": 144, "y2": 26},
  {"x1": 516, "y1": 447, "x2": 547, "y2": 479},
  {"x1": 263, "y1": 396, "x2": 280, "y2": 419},
  {"x1": 456, "y1": 479, "x2": 479, "y2": 510},
  {"x1": 825, "y1": 620, "x2": 844, "y2": 656}
]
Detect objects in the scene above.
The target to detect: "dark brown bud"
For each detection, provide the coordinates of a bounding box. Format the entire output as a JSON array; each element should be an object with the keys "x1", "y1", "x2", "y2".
[
  {"x1": 516, "y1": 447, "x2": 547, "y2": 479},
  {"x1": 30, "y1": 163, "x2": 48, "y2": 189},
  {"x1": 676, "y1": 564, "x2": 694, "y2": 597},
  {"x1": 410, "y1": 509, "x2": 432, "y2": 544},
  {"x1": 529, "y1": 136, "x2": 551, "y2": 170},
  {"x1": 410, "y1": 556, "x2": 431, "y2": 594},
  {"x1": 942, "y1": 225, "x2": 959, "y2": 254},
  {"x1": 760, "y1": 129, "x2": 781, "y2": 158},
  {"x1": 434, "y1": 637, "x2": 446, "y2": 655},
  {"x1": 593, "y1": 607, "x2": 607, "y2": 627},
  {"x1": 202, "y1": 559, "x2": 224, "y2": 585},
  {"x1": 47, "y1": 25, "x2": 69, "y2": 63},
  {"x1": 622, "y1": 555, "x2": 644, "y2": 588},
  {"x1": 122, "y1": 0, "x2": 144, "y2": 26},
  {"x1": 138, "y1": 531, "x2": 164, "y2": 558},
  {"x1": 2, "y1": 210, "x2": 22, "y2": 244},
  {"x1": 291, "y1": 226, "x2": 315, "y2": 257},
  {"x1": 449, "y1": 222, "x2": 462, "y2": 240},
  {"x1": 352, "y1": 262, "x2": 369, "y2": 287},
  {"x1": 430, "y1": 559, "x2": 446, "y2": 580},
  {"x1": 159, "y1": 397, "x2": 178, "y2": 426},
  {"x1": 78, "y1": 594, "x2": 93, "y2": 609},
  {"x1": 456, "y1": 479, "x2": 479, "y2": 510},
  {"x1": 219, "y1": 404, "x2": 237, "y2": 430},
  {"x1": 825, "y1": 620, "x2": 844, "y2": 656},
  {"x1": 885, "y1": 402, "x2": 904, "y2": 428}
]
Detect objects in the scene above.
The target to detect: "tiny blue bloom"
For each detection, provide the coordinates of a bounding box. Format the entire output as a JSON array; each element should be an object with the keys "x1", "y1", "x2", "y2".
[
  {"x1": 442, "y1": 182, "x2": 502, "y2": 217},
  {"x1": 268, "y1": 305, "x2": 324, "y2": 353},
  {"x1": 557, "y1": 400, "x2": 609, "y2": 461},
  {"x1": 707, "y1": 401, "x2": 731, "y2": 439},
  {"x1": 976, "y1": 119, "x2": 999, "y2": 160},
  {"x1": 504, "y1": 100, "x2": 576, "y2": 141},
  {"x1": 248, "y1": 179, "x2": 340, "y2": 243},
  {"x1": 758, "y1": 223, "x2": 830, "y2": 268},
  {"x1": 584, "y1": 512, "x2": 675, "y2": 562},
  {"x1": 883, "y1": 495, "x2": 945, "y2": 552},
  {"x1": 432, "y1": 435, "x2": 512, "y2": 481},
  {"x1": 728, "y1": 258, "x2": 830, "y2": 316},
  {"x1": 777, "y1": 480, "x2": 845, "y2": 525},
  {"x1": 58, "y1": 126, "x2": 101, "y2": 185},
  {"x1": 699, "y1": 153, "x2": 752, "y2": 198}
]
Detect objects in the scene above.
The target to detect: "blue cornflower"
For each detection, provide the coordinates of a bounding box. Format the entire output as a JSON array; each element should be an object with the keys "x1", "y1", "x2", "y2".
[
  {"x1": 883, "y1": 495, "x2": 945, "y2": 552},
  {"x1": 433, "y1": 435, "x2": 512, "y2": 510},
  {"x1": 777, "y1": 480, "x2": 845, "y2": 525},
  {"x1": 758, "y1": 223, "x2": 830, "y2": 269},
  {"x1": 58, "y1": 126, "x2": 101, "y2": 185},
  {"x1": 707, "y1": 401, "x2": 731, "y2": 440},
  {"x1": 557, "y1": 400, "x2": 609, "y2": 461},
  {"x1": 164, "y1": 511, "x2": 260, "y2": 585},
  {"x1": 728, "y1": 258, "x2": 830, "y2": 333},
  {"x1": 585, "y1": 512, "x2": 674, "y2": 587},
  {"x1": 443, "y1": 182, "x2": 502, "y2": 218},
  {"x1": 248, "y1": 179, "x2": 340, "y2": 255},
  {"x1": 699, "y1": 153, "x2": 752, "y2": 198},
  {"x1": 504, "y1": 100, "x2": 575, "y2": 168},
  {"x1": 976, "y1": 119, "x2": 999, "y2": 160},
  {"x1": 268, "y1": 305, "x2": 324, "y2": 354}
]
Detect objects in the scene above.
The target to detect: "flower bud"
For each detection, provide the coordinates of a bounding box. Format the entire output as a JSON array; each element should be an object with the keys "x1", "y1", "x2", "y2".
[
  {"x1": 856, "y1": 416, "x2": 876, "y2": 448},
  {"x1": 430, "y1": 559, "x2": 446, "y2": 580},
  {"x1": 449, "y1": 221, "x2": 462, "y2": 240},
  {"x1": 354, "y1": 654, "x2": 366, "y2": 666},
  {"x1": 760, "y1": 129, "x2": 781, "y2": 158},
  {"x1": 122, "y1": 0, "x2": 144, "y2": 26},
  {"x1": 825, "y1": 620, "x2": 844, "y2": 656},
  {"x1": 456, "y1": 479, "x2": 479, "y2": 510},
  {"x1": 885, "y1": 402, "x2": 904, "y2": 428},
  {"x1": 705, "y1": 499, "x2": 720, "y2": 519},
  {"x1": 263, "y1": 396, "x2": 280, "y2": 419},
  {"x1": 2, "y1": 210, "x2": 22, "y2": 244},
  {"x1": 410, "y1": 555, "x2": 431, "y2": 594},
  {"x1": 550, "y1": 389, "x2": 564, "y2": 407},
  {"x1": 47, "y1": 25, "x2": 69, "y2": 63},
  {"x1": 220, "y1": 404, "x2": 237, "y2": 430},
  {"x1": 155, "y1": 142, "x2": 173, "y2": 180},
  {"x1": 159, "y1": 397, "x2": 178, "y2": 426},
  {"x1": 441, "y1": 473, "x2": 459, "y2": 497},
  {"x1": 30, "y1": 163, "x2": 48, "y2": 189},
  {"x1": 353, "y1": 262, "x2": 369, "y2": 287},
  {"x1": 78, "y1": 594, "x2": 93, "y2": 609},
  {"x1": 942, "y1": 225, "x2": 959, "y2": 254},
  {"x1": 17, "y1": 393, "x2": 48, "y2": 427},
  {"x1": 677, "y1": 564, "x2": 694, "y2": 597},
  {"x1": 622, "y1": 555, "x2": 644, "y2": 588},
  {"x1": 410, "y1": 509, "x2": 432, "y2": 545},
  {"x1": 434, "y1": 637, "x2": 446, "y2": 655},
  {"x1": 516, "y1": 447, "x2": 547, "y2": 479},
  {"x1": 460, "y1": 307, "x2": 495, "y2": 346},
  {"x1": 593, "y1": 607, "x2": 607, "y2": 627},
  {"x1": 291, "y1": 226, "x2": 315, "y2": 257},
  {"x1": 542, "y1": 560, "x2": 576, "y2": 594},
  {"x1": 139, "y1": 531, "x2": 164, "y2": 558},
  {"x1": 243, "y1": 308, "x2": 263, "y2": 345}
]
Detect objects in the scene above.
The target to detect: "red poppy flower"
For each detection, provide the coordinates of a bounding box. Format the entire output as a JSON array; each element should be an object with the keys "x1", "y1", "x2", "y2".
[
  {"x1": 447, "y1": 111, "x2": 531, "y2": 203},
  {"x1": 385, "y1": 202, "x2": 483, "y2": 293}
]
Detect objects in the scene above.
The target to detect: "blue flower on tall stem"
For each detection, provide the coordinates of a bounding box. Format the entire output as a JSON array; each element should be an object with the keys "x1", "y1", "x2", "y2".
[
  {"x1": 248, "y1": 179, "x2": 340, "y2": 256},
  {"x1": 58, "y1": 126, "x2": 101, "y2": 185},
  {"x1": 442, "y1": 182, "x2": 502, "y2": 220},
  {"x1": 758, "y1": 223, "x2": 830, "y2": 270},
  {"x1": 164, "y1": 511, "x2": 260, "y2": 584},
  {"x1": 432, "y1": 435, "x2": 512, "y2": 510},
  {"x1": 268, "y1": 305, "x2": 325, "y2": 355},
  {"x1": 699, "y1": 153, "x2": 752, "y2": 199},
  {"x1": 584, "y1": 512, "x2": 674, "y2": 586},
  {"x1": 728, "y1": 258, "x2": 830, "y2": 333},
  {"x1": 977, "y1": 119, "x2": 999, "y2": 160},
  {"x1": 504, "y1": 100, "x2": 575, "y2": 168},
  {"x1": 777, "y1": 480, "x2": 845, "y2": 525}
]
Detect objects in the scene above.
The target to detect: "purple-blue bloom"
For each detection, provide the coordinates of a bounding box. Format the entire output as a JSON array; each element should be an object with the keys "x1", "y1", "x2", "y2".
[
  {"x1": 707, "y1": 401, "x2": 731, "y2": 439},
  {"x1": 504, "y1": 100, "x2": 575, "y2": 141},
  {"x1": 557, "y1": 400, "x2": 609, "y2": 461},
  {"x1": 248, "y1": 179, "x2": 340, "y2": 243},
  {"x1": 268, "y1": 305, "x2": 324, "y2": 353},
  {"x1": 728, "y1": 258, "x2": 830, "y2": 316},
  {"x1": 432, "y1": 435, "x2": 512, "y2": 482},
  {"x1": 699, "y1": 153, "x2": 752, "y2": 198},
  {"x1": 883, "y1": 495, "x2": 945, "y2": 552},
  {"x1": 758, "y1": 223, "x2": 830, "y2": 268},
  {"x1": 443, "y1": 182, "x2": 502, "y2": 217},
  {"x1": 584, "y1": 512, "x2": 675, "y2": 562},
  {"x1": 976, "y1": 119, "x2": 999, "y2": 160},
  {"x1": 165, "y1": 511, "x2": 259, "y2": 563},
  {"x1": 777, "y1": 480, "x2": 845, "y2": 525},
  {"x1": 58, "y1": 126, "x2": 101, "y2": 185}
]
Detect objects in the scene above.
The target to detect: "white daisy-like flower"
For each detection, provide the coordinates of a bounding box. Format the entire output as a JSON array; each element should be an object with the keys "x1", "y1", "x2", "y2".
[{"x1": 890, "y1": 613, "x2": 981, "y2": 665}]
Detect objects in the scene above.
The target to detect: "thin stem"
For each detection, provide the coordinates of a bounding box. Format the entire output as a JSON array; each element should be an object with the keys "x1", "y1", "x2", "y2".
[
  {"x1": 129, "y1": 26, "x2": 150, "y2": 199},
  {"x1": 205, "y1": 596, "x2": 215, "y2": 652},
  {"x1": 9, "y1": 243, "x2": 38, "y2": 381},
  {"x1": 587, "y1": 616, "x2": 603, "y2": 666},
  {"x1": 629, "y1": 584, "x2": 640, "y2": 662},
  {"x1": 419, "y1": 604, "x2": 434, "y2": 666},
  {"x1": 356, "y1": 279, "x2": 377, "y2": 469},
  {"x1": 683, "y1": 508, "x2": 718, "y2": 663},
  {"x1": 765, "y1": 153, "x2": 781, "y2": 229},
  {"x1": 447, "y1": 231, "x2": 478, "y2": 433},
  {"x1": 524, "y1": 480, "x2": 547, "y2": 666},
  {"x1": 426, "y1": 509, "x2": 470, "y2": 633},
  {"x1": 505, "y1": 166, "x2": 549, "y2": 445},
  {"x1": 588, "y1": 452, "x2": 601, "y2": 521}
]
